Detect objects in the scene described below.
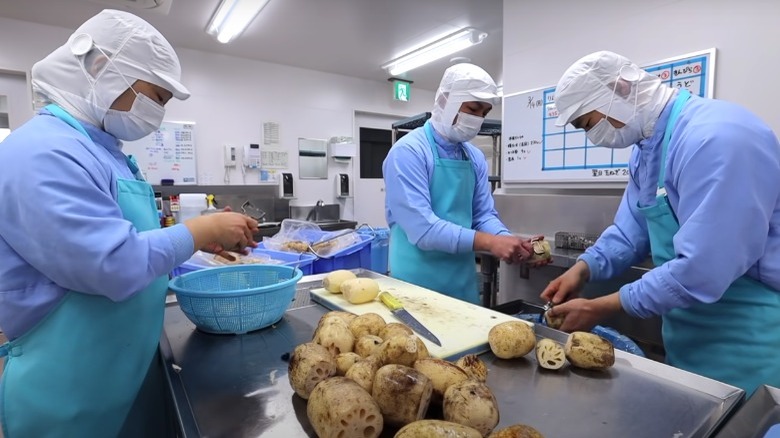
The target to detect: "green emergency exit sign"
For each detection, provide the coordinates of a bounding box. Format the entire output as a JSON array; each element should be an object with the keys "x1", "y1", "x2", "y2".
[{"x1": 393, "y1": 80, "x2": 411, "y2": 102}]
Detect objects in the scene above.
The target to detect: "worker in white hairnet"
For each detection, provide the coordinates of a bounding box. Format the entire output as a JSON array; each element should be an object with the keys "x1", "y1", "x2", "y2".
[
  {"x1": 541, "y1": 51, "x2": 780, "y2": 395},
  {"x1": 383, "y1": 64, "x2": 550, "y2": 304},
  {"x1": 0, "y1": 10, "x2": 259, "y2": 436}
]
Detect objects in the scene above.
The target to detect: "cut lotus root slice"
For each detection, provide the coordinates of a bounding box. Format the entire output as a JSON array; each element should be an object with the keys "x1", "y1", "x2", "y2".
[{"x1": 535, "y1": 338, "x2": 566, "y2": 370}]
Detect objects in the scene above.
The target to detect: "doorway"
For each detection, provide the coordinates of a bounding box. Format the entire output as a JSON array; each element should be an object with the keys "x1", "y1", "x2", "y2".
[
  {"x1": 353, "y1": 111, "x2": 406, "y2": 228},
  {"x1": 0, "y1": 70, "x2": 34, "y2": 141}
]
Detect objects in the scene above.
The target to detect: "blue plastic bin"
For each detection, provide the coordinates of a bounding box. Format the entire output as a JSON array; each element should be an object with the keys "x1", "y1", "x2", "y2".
[
  {"x1": 311, "y1": 233, "x2": 372, "y2": 274},
  {"x1": 171, "y1": 248, "x2": 316, "y2": 277},
  {"x1": 358, "y1": 227, "x2": 390, "y2": 274},
  {"x1": 279, "y1": 229, "x2": 373, "y2": 274},
  {"x1": 257, "y1": 230, "x2": 373, "y2": 274}
]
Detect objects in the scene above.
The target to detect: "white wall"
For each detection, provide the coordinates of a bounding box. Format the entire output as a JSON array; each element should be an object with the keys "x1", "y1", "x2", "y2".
[
  {"x1": 0, "y1": 16, "x2": 437, "y2": 220},
  {"x1": 503, "y1": 0, "x2": 780, "y2": 132}
]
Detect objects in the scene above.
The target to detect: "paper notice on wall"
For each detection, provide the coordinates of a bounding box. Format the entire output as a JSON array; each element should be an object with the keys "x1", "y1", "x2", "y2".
[{"x1": 261, "y1": 145, "x2": 289, "y2": 169}]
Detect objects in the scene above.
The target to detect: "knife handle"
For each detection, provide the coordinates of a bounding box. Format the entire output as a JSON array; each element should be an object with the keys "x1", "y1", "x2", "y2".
[{"x1": 378, "y1": 292, "x2": 404, "y2": 311}]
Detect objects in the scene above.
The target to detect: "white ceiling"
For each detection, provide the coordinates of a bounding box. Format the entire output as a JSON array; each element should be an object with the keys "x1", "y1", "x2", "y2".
[{"x1": 0, "y1": 0, "x2": 503, "y2": 91}]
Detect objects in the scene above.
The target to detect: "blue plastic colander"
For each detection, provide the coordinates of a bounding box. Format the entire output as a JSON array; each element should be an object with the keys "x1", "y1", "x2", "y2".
[{"x1": 168, "y1": 264, "x2": 303, "y2": 334}]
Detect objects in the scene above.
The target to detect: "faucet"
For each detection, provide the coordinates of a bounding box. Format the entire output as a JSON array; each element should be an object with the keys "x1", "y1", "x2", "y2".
[{"x1": 306, "y1": 200, "x2": 325, "y2": 222}]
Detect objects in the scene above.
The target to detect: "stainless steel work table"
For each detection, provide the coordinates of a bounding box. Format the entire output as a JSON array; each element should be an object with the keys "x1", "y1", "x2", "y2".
[{"x1": 160, "y1": 274, "x2": 743, "y2": 438}]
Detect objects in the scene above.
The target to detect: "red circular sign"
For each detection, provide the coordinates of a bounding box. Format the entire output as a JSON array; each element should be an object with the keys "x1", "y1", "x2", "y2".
[
  {"x1": 661, "y1": 71, "x2": 670, "y2": 79},
  {"x1": 693, "y1": 65, "x2": 701, "y2": 73}
]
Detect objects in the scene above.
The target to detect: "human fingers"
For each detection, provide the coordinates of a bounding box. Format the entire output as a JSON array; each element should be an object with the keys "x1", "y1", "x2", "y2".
[{"x1": 540, "y1": 277, "x2": 561, "y2": 302}]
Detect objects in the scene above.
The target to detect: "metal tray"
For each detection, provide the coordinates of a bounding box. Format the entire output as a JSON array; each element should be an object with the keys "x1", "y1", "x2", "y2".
[
  {"x1": 715, "y1": 385, "x2": 780, "y2": 437},
  {"x1": 160, "y1": 270, "x2": 744, "y2": 438}
]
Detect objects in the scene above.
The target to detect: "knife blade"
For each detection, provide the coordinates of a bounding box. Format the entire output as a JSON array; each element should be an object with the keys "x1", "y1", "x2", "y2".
[{"x1": 378, "y1": 292, "x2": 442, "y2": 346}]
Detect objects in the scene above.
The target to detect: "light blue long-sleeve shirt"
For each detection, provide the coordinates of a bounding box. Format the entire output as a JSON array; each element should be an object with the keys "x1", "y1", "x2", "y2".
[
  {"x1": 0, "y1": 110, "x2": 194, "y2": 339},
  {"x1": 383, "y1": 124, "x2": 510, "y2": 254},
  {"x1": 579, "y1": 93, "x2": 780, "y2": 318}
]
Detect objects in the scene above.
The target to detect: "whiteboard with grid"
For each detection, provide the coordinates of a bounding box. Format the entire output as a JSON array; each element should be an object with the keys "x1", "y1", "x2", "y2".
[{"x1": 501, "y1": 49, "x2": 715, "y2": 184}]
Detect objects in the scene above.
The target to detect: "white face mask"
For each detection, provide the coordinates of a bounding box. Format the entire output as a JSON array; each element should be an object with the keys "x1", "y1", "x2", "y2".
[
  {"x1": 586, "y1": 117, "x2": 642, "y2": 149},
  {"x1": 446, "y1": 112, "x2": 484, "y2": 143},
  {"x1": 103, "y1": 91, "x2": 165, "y2": 141},
  {"x1": 586, "y1": 69, "x2": 643, "y2": 149}
]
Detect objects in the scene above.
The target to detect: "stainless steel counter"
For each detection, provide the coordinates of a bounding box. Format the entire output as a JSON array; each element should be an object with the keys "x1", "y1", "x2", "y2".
[
  {"x1": 715, "y1": 385, "x2": 780, "y2": 437},
  {"x1": 160, "y1": 274, "x2": 743, "y2": 438}
]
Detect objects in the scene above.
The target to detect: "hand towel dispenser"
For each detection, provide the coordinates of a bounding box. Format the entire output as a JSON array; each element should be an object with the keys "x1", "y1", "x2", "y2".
[
  {"x1": 335, "y1": 173, "x2": 351, "y2": 198},
  {"x1": 279, "y1": 172, "x2": 295, "y2": 199}
]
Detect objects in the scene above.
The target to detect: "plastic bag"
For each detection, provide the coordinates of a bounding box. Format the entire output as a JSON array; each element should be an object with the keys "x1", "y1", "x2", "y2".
[
  {"x1": 310, "y1": 230, "x2": 360, "y2": 257},
  {"x1": 263, "y1": 219, "x2": 360, "y2": 257},
  {"x1": 591, "y1": 325, "x2": 646, "y2": 357},
  {"x1": 262, "y1": 219, "x2": 322, "y2": 253},
  {"x1": 186, "y1": 250, "x2": 273, "y2": 267}
]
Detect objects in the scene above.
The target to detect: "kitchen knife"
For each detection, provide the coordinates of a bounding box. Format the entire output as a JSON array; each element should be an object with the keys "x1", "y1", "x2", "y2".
[{"x1": 378, "y1": 292, "x2": 442, "y2": 346}]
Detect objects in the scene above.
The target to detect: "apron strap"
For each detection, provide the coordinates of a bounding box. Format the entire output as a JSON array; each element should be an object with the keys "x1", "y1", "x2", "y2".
[
  {"x1": 125, "y1": 155, "x2": 146, "y2": 182},
  {"x1": 657, "y1": 89, "x2": 692, "y2": 194},
  {"x1": 0, "y1": 342, "x2": 8, "y2": 358},
  {"x1": 45, "y1": 104, "x2": 145, "y2": 182},
  {"x1": 44, "y1": 104, "x2": 90, "y2": 139}
]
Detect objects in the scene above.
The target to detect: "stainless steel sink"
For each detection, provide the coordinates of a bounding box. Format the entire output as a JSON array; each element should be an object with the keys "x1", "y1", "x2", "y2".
[
  {"x1": 313, "y1": 219, "x2": 356, "y2": 226},
  {"x1": 252, "y1": 219, "x2": 358, "y2": 240}
]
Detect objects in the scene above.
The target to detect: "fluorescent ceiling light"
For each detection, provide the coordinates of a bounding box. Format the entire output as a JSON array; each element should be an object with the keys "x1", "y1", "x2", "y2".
[
  {"x1": 382, "y1": 27, "x2": 488, "y2": 76},
  {"x1": 207, "y1": 0, "x2": 270, "y2": 44}
]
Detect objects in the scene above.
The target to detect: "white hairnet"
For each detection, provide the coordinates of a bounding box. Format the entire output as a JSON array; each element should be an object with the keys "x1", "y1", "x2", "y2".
[
  {"x1": 31, "y1": 9, "x2": 189, "y2": 128},
  {"x1": 554, "y1": 51, "x2": 673, "y2": 138},
  {"x1": 430, "y1": 63, "x2": 500, "y2": 141}
]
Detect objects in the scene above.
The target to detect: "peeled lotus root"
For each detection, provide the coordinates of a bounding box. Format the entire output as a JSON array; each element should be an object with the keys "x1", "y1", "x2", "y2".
[{"x1": 535, "y1": 339, "x2": 566, "y2": 370}]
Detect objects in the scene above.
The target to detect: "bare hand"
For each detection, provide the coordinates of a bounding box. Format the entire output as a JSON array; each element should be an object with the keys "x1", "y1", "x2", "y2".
[
  {"x1": 548, "y1": 298, "x2": 600, "y2": 332},
  {"x1": 540, "y1": 260, "x2": 589, "y2": 304},
  {"x1": 548, "y1": 294, "x2": 622, "y2": 333},
  {"x1": 186, "y1": 212, "x2": 259, "y2": 254},
  {"x1": 488, "y1": 235, "x2": 531, "y2": 264},
  {"x1": 523, "y1": 235, "x2": 553, "y2": 268}
]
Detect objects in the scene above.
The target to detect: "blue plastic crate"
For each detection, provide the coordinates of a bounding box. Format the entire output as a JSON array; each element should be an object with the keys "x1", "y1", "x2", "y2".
[
  {"x1": 258, "y1": 230, "x2": 373, "y2": 274},
  {"x1": 358, "y1": 227, "x2": 390, "y2": 274},
  {"x1": 171, "y1": 248, "x2": 316, "y2": 277},
  {"x1": 310, "y1": 233, "x2": 372, "y2": 274},
  {"x1": 169, "y1": 264, "x2": 303, "y2": 335}
]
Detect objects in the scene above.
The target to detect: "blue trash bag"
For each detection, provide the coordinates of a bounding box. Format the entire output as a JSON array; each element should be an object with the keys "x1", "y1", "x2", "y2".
[{"x1": 513, "y1": 312, "x2": 646, "y2": 357}]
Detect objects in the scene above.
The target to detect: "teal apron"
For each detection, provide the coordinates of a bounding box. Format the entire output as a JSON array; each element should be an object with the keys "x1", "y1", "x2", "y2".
[
  {"x1": 638, "y1": 89, "x2": 780, "y2": 395},
  {"x1": 0, "y1": 105, "x2": 169, "y2": 437},
  {"x1": 389, "y1": 121, "x2": 478, "y2": 303}
]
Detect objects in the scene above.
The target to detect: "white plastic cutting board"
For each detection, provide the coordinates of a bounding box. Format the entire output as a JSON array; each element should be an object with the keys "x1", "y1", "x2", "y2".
[{"x1": 310, "y1": 277, "x2": 530, "y2": 360}]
